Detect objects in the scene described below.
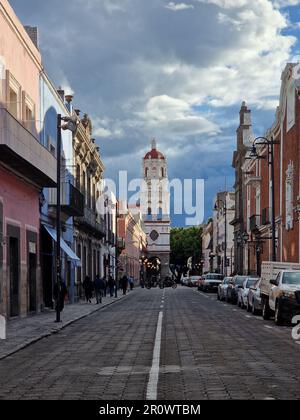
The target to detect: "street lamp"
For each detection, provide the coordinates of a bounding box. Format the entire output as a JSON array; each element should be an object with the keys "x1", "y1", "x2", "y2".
[
  {"x1": 55, "y1": 113, "x2": 79, "y2": 323},
  {"x1": 247, "y1": 136, "x2": 279, "y2": 262}
]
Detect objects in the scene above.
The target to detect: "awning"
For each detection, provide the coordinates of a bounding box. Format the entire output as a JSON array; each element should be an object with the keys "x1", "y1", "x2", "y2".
[{"x1": 43, "y1": 225, "x2": 81, "y2": 267}]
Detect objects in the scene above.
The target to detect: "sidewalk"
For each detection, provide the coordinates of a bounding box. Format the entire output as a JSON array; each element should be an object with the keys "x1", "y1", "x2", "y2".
[{"x1": 0, "y1": 293, "x2": 127, "y2": 361}]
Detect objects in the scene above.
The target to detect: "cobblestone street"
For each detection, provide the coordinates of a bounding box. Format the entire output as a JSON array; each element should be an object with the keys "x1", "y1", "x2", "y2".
[{"x1": 0, "y1": 287, "x2": 300, "y2": 400}]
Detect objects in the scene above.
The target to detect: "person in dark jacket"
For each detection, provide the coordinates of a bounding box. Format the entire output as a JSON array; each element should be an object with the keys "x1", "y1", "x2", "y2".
[
  {"x1": 53, "y1": 279, "x2": 68, "y2": 312},
  {"x1": 83, "y1": 276, "x2": 94, "y2": 303},
  {"x1": 107, "y1": 275, "x2": 115, "y2": 297},
  {"x1": 95, "y1": 275, "x2": 106, "y2": 304},
  {"x1": 120, "y1": 275, "x2": 129, "y2": 295}
]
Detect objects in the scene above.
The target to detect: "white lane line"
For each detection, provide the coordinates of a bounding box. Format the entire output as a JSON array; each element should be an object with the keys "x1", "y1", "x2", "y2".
[
  {"x1": 160, "y1": 305, "x2": 164, "y2": 309},
  {"x1": 265, "y1": 325, "x2": 274, "y2": 330},
  {"x1": 146, "y1": 311, "x2": 163, "y2": 400}
]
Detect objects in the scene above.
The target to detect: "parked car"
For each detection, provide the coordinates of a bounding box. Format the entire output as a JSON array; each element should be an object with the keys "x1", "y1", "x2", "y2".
[
  {"x1": 247, "y1": 279, "x2": 262, "y2": 315},
  {"x1": 181, "y1": 275, "x2": 189, "y2": 286},
  {"x1": 237, "y1": 277, "x2": 259, "y2": 309},
  {"x1": 189, "y1": 276, "x2": 202, "y2": 287},
  {"x1": 260, "y1": 261, "x2": 300, "y2": 325},
  {"x1": 200, "y1": 273, "x2": 224, "y2": 293},
  {"x1": 226, "y1": 276, "x2": 248, "y2": 304},
  {"x1": 217, "y1": 277, "x2": 232, "y2": 301}
]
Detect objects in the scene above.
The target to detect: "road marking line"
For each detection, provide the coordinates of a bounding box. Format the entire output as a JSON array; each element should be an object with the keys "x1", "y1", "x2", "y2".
[
  {"x1": 146, "y1": 311, "x2": 163, "y2": 401},
  {"x1": 265, "y1": 325, "x2": 274, "y2": 330}
]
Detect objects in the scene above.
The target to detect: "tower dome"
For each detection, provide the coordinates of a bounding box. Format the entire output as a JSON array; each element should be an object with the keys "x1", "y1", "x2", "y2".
[{"x1": 144, "y1": 139, "x2": 165, "y2": 160}]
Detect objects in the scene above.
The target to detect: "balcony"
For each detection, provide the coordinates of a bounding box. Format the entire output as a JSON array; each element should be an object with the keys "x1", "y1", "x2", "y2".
[
  {"x1": 249, "y1": 214, "x2": 260, "y2": 232},
  {"x1": 48, "y1": 182, "x2": 84, "y2": 217},
  {"x1": 261, "y1": 207, "x2": 271, "y2": 225},
  {"x1": 0, "y1": 108, "x2": 56, "y2": 187},
  {"x1": 75, "y1": 206, "x2": 106, "y2": 238}
]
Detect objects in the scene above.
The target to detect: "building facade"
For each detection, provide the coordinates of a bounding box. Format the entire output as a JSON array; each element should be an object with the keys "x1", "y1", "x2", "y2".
[
  {"x1": 212, "y1": 192, "x2": 235, "y2": 276},
  {"x1": 118, "y1": 204, "x2": 147, "y2": 285},
  {"x1": 0, "y1": 0, "x2": 56, "y2": 318},
  {"x1": 73, "y1": 112, "x2": 107, "y2": 296},
  {"x1": 201, "y1": 220, "x2": 213, "y2": 274},
  {"x1": 141, "y1": 140, "x2": 171, "y2": 279},
  {"x1": 242, "y1": 64, "x2": 300, "y2": 275},
  {"x1": 231, "y1": 102, "x2": 253, "y2": 274}
]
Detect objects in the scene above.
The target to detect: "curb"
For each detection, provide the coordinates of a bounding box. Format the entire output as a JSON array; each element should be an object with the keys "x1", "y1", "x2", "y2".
[{"x1": 0, "y1": 293, "x2": 129, "y2": 361}]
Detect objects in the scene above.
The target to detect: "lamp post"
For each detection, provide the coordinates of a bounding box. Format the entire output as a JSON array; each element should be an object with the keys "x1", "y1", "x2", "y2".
[
  {"x1": 215, "y1": 196, "x2": 228, "y2": 276},
  {"x1": 247, "y1": 136, "x2": 279, "y2": 262},
  {"x1": 55, "y1": 114, "x2": 79, "y2": 323}
]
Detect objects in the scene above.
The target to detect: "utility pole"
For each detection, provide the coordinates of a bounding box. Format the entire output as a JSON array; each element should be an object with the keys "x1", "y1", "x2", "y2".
[{"x1": 55, "y1": 114, "x2": 62, "y2": 323}]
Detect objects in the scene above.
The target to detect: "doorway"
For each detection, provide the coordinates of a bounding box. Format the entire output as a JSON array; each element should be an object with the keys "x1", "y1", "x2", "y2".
[
  {"x1": 9, "y1": 237, "x2": 19, "y2": 317},
  {"x1": 28, "y1": 252, "x2": 37, "y2": 312}
]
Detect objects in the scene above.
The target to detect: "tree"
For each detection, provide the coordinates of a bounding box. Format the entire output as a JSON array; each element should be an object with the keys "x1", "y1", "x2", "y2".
[{"x1": 170, "y1": 226, "x2": 202, "y2": 281}]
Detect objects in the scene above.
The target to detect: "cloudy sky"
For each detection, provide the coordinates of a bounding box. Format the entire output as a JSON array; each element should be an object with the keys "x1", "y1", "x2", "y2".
[{"x1": 9, "y1": 0, "x2": 300, "y2": 226}]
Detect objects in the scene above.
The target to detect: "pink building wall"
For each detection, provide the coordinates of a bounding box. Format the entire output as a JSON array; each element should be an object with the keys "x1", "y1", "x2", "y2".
[
  {"x1": 0, "y1": 167, "x2": 41, "y2": 318},
  {"x1": 0, "y1": 0, "x2": 42, "y2": 117}
]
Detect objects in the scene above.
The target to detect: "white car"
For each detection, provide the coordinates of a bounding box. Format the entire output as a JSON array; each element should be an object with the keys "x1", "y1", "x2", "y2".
[
  {"x1": 237, "y1": 278, "x2": 259, "y2": 309},
  {"x1": 181, "y1": 276, "x2": 189, "y2": 286},
  {"x1": 217, "y1": 277, "x2": 232, "y2": 301},
  {"x1": 189, "y1": 276, "x2": 201, "y2": 287}
]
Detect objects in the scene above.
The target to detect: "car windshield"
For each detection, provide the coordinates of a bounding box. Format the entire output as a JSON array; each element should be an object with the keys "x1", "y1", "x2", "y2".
[
  {"x1": 206, "y1": 274, "x2": 223, "y2": 280},
  {"x1": 246, "y1": 279, "x2": 258, "y2": 288},
  {"x1": 282, "y1": 272, "x2": 300, "y2": 285},
  {"x1": 235, "y1": 277, "x2": 247, "y2": 286}
]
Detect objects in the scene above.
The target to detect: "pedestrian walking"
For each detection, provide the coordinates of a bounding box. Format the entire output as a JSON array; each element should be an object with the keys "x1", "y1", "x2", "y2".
[
  {"x1": 120, "y1": 274, "x2": 129, "y2": 295},
  {"x1": 129, "y1": 276, "x2": 134, "y2": 291},
  {"x1": 53, "y1": 278, "x2": 68, "y2": 312},
  {"x1": 94, "y1": 274, "x2": 106, "y2": 304},
  {"x1": 108, "y1": 275, "x2": 115, "y2": 297},
  {"x1": 83, "y1": 275, "x2": 94, "y2": 303}
]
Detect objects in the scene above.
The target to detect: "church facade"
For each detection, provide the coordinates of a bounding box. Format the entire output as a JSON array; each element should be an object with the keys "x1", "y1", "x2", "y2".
[{"x1": 141, "y1": 140, "x2": 171, "y2": 279}]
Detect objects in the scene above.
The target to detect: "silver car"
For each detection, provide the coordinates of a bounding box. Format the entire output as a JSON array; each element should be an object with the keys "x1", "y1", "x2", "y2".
[
  {"x1": 217, "y1": 277, "x2": 232, "y2": 301},
  {"x1": 237, "y1": 278, "x2": 259, "y2": 309},
  {"x1": 247, "y1": 279, "x2": 262, "y2": 315}
]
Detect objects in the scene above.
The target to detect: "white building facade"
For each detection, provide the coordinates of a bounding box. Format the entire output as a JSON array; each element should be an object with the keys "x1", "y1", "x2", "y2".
[{"x1": 141, "y1": 140, "x2": 171, "y2": 279}]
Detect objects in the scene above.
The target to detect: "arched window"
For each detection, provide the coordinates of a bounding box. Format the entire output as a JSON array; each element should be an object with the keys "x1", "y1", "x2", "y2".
[
  {"x1": 145, "y1": 168, "x2": 149, "y2": 177},
  {"x1": 161, "y1": 168, "x2": 164, "y2": 178}
]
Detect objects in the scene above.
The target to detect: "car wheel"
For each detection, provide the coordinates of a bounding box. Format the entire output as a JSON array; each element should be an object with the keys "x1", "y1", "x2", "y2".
[
  {"x1": 275, "y1": 301, "x2": 283, "y2": 326},
  {"x1": 262, "y1": 298, "x2": 271, "y2": 320}
]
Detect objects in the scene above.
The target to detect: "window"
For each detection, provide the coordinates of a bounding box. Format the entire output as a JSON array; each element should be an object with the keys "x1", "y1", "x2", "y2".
[
  {"x1": 23, "y1": 92, "x2": 35, "y2": 133},
  {"x1": 287, "y1": 83, "x2": 295, "y2": 132},
  {"x1": 161, "y1": 168, "x2": 164, "y2": 178},
  {"x1": 87, "y1": 174, "x2": 91, "y2": 208},
  {"x1": 82, "y1": 171, "x2": 86, "y2": 197},
  {"x1": 9, "y1": 87, "x2": 18, "y2": 118},
  {"x1": 76, "y1": 164, "x2": 81, "y2": 190},
  {"x1": 6, "y1": 70, "x2": 21, "y2": 119},
  {"x1": 286, "y1": 161, "x2": 294, "y2": 231}
]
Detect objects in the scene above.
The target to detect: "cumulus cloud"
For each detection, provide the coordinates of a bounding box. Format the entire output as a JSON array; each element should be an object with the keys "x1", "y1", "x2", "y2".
[
  {"x1": 165, "y1": 2, "x2": 195, "y2": 11},
  {"x1": 8, "y1": 0, "x2": 300, "y2": 223}
]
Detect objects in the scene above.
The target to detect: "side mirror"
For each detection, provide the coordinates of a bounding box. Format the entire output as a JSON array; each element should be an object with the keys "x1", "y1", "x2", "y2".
[{"x1": 270, "y1": 279, "x2": 277, "y2": 286}]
